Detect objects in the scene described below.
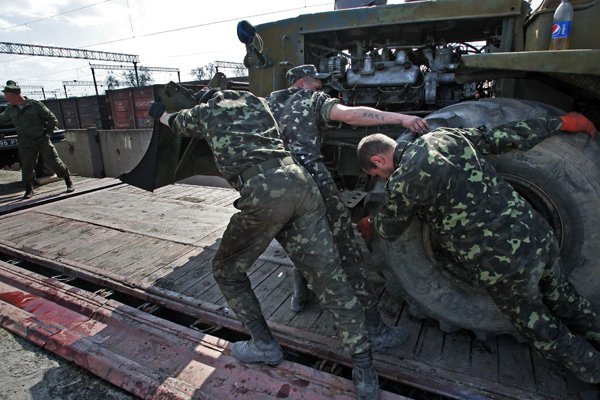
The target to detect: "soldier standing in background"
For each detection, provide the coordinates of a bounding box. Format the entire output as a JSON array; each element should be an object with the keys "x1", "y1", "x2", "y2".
[
  {"x1": 356, "y1": 113, "x2": 600, "y2": 383},
  {"x1": 0, "y1": 80, "x2": 74, "y2": 199},
  {"x1": 267, "y1": 64, "x2": 428, "y2": 350},
  {"x1": 149, "y1": 89, "x2": 380, "y2": 400}
]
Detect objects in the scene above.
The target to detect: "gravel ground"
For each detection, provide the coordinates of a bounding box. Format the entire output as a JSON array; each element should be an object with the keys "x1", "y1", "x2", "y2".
[{"x1": 0, "y1": 328, "x2": 135, "y2": 400}]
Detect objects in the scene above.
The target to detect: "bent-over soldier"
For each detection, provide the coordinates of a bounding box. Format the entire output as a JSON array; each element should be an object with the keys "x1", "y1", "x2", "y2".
[{"x1": 357, "y1": 113, "x2": 600, "y2": 383}]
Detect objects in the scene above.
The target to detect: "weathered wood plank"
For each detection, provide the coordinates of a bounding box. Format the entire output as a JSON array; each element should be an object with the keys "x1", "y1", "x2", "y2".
[
  {"x1": 497, "y1": 335, "x2": 536, "y2": 392},
  {"x1": 261, "y1": 270, "x2": 294, "y2": 319},
  {"x1": 124, "y1": 241, "x2": 195, "y2": 280},
  {"x1": 90, "y1": 236, "x2": 159, "y2": 273},
  {"x1": 16, "y1": 220, "x2": 88, "y2": 250},
  {"x1": 0, "y1": 213, "x2": 66, "y2": 241},
  {"x1": 213, "y1": 261, "x2": 281, "y2": 306},
  {"x1": 470, "y1": 337, "x2": 500, "y2": 383},
  {"x1": 182, "y1": 260, "x2": 268, "y2": 303},
  {"x1": 414, "y1": 321, "x2": 445, "y2": 365},
  {"x1": 146, "y1": 249, "x2": 216, "y2": 291},
  {"x1": 439, "y1": 330, "x2": 472, "y2": 373},
  {"x1": 36, "y1": 223, "x2": 98, "y2": 253},
  {"x1": 66, "y1": 231, "x2": 137, "y2": 263},
  {"x1": 53, "y1": 226, "x2": 120, "y2": 259}
]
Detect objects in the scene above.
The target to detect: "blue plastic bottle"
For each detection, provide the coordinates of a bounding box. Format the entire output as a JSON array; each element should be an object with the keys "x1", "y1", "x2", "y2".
[{"x1": 550, "y1": 0, "x2": 574, "y2": 50}]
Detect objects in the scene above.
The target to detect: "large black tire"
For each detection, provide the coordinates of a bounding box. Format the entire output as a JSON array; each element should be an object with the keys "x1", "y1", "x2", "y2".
[{"x1": 367, "y1": 98, "x2": 600, "y2": 340}]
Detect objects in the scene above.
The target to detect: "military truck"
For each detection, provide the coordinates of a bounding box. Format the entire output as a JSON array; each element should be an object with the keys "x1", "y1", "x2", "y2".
[
  {"x1": 234, "y1": 0, "x2": 600, "y2": 339},
  {"x1": 123, "y1": 0, "x2": 600, "y2": 340}
]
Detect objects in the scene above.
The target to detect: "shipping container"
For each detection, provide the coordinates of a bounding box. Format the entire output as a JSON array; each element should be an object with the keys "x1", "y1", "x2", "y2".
[
  {"x1": 77, "y1": 95, "x2": 110, "y2": 129},
  {"x1": 106, "y1": 83, "x2": 209, "y2": 129},
  {"x1": 42, "y1": 99, "x2": 64, "y2": 130},
  {"x1": 106, "y1": 86, "x2": 161, "y2": 129},
  {"x1": 42, "y1": 95, "x2": 111, "y2": 130},
  {"x1": 58, "y1": 98, "x2": 80, "y2": 129}
]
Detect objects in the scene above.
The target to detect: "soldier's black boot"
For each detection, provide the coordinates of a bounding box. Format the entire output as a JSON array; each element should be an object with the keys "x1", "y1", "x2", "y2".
[
  {"x1": 364, "y1": 305, "x2": 409, "y2": 351},
  {"x1": 290, "y1": 269, "x2": 310, "y2": 312},
  {"x1": 22, "y1": 183, "x2": 34, "y2": 199},
  {"x1": 231, "y1": 317, "x2": 284, "y2": 365},
  {"x1": 351, "y1": 351, "x2": 380, "y2": 400},
  {"x1": 64, "y1": 176, "x2": 75, "y2": 193}
]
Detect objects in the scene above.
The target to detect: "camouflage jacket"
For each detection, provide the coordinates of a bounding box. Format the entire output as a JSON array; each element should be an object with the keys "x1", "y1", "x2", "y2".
[
  {"x1": 0, "y1": 99, "x2": 58, "y2": 147},
  {"x1": 169, "y1": 90, "x2": 290, "y2": 187},
  {"x1": 373, "y1": 117, "x2": 564, "y2": 271},
  {"x1": 267, "y1": 88, "x2": 340, "y2": 164}
]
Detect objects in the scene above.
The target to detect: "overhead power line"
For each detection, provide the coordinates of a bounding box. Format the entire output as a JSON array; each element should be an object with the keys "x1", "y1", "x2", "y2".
[{"x1": 0, "y1": 0, "x2": 113, "y2": 32}]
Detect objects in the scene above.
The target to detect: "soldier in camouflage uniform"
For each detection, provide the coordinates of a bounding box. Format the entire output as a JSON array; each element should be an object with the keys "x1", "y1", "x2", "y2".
[
  {"x1": 0, "y1": 80, "x2": 74, "y2": 199},
  {"x1": 267, "y1": 64, "x2": 428, "y2": 350},
  {"x1": 149, "y1": 89, "x2": 380, "y2": 400},
  {"x1": 356, "y1": 114, "x2": 600, "y2": 383}
]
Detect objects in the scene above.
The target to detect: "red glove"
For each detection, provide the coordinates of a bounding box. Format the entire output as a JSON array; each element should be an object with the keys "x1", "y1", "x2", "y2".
[
  {"x1": 357, "y1": 216, "x2": 373, "y2": 242},
  {"x1": 560, "y1": 112, "x2": 597, "y2": 138}
]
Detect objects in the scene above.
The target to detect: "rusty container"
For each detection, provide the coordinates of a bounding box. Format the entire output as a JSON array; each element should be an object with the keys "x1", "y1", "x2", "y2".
[
  {"x1": 76, "y1": 95, "x2": 110, "y2": 129},
  {"x1": 59, "y1": 98, "x2": 80, "y2": 129},
  {"x1": 42, "y1": 99, "x2": 65, "y2": 129},
  {"x1": 106, "y1": 86, "x2": 162, "y2": 129}
]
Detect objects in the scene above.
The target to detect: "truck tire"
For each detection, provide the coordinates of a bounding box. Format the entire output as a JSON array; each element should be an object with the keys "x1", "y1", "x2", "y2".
[{"x1": 367, "y1": 98, "x2": 600, "y2": 340}]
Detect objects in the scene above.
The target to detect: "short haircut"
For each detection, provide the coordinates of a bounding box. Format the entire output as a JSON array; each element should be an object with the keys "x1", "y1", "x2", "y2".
[{"x1": 357, "y1": 133, "x2": 396, "y2": 172}]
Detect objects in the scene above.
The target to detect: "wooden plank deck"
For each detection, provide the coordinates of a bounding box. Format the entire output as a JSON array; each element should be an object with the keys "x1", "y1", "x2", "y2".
[{"x1": 0, "y1": 172, "x2": 595, "y2": 400}]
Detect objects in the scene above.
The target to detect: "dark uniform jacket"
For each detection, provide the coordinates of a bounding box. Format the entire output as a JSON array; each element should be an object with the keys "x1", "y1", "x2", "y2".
[{"x1": 0, "y1": 99, "x2": 58, "y2": 148}]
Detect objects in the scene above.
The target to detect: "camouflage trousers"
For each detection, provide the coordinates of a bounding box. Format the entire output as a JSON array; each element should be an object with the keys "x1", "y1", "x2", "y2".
[
  {"x1": 297, "y1": 160, "x2": 378, "y2": 309},
  {"x1": 212, "y1": 162, "x2": 371, "y2": 355},
  {"x1": 481, "y1": 231, "x2": 600, "y2": 383},
  {"x1": 19, "y1": 136, "x2": 70, "y2": 184}
]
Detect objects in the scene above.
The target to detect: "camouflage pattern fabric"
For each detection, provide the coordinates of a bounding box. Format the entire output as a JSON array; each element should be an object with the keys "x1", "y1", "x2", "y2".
[
  {"x1": 171, "y1": 90, "x2": 289, "y2": 189},
  {"x1": 487, "y1": 233, "x2": 600, "y2": 382},
  {"x1": 372, "y1": 116, "x2": 600, "y2": 382},
  {"x1": 267, "y1": 88, "x2": 340, "y2": 165},
  {"x1": 0, "y1": 99, "x2": 70, "y2": 183},
  {"x1": 267, "y1": 88, "x2": 378, "y2": 309},
  {"x1": 296, "y1": 160, "x2": 377, "y2": 309},
  {"x1": 169, "y1": 90, "x2": 371, "y2": 355}
]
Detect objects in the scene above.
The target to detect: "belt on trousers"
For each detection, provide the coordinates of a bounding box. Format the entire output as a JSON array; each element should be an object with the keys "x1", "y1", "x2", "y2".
[{"x1": 238, "y1": 156, "x2": 296, "y2": 186}]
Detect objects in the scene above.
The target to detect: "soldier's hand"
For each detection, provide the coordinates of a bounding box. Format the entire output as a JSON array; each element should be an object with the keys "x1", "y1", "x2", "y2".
[
  {"x1": 402, "y1": 115, "x2": 429, "y2": 136},
  {"x1": 357, "y1": 216, "x2": 373, "y2": 242},
  {"x1": 148, "y1": 101, "x2": 167, "y2": 120},
  {"x1": 560, "y1": 112, "x2": 597, "y2": 138}
]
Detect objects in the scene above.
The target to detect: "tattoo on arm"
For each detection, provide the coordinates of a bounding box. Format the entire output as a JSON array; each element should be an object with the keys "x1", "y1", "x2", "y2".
[{"x1": 362, "y1": 111, "x2": 384, "y2": 122}]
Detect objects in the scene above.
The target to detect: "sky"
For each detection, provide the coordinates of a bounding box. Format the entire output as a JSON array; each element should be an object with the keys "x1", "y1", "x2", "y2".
[{"x1": 0, "y1": 0, "x2": 543, "y2": 99}]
